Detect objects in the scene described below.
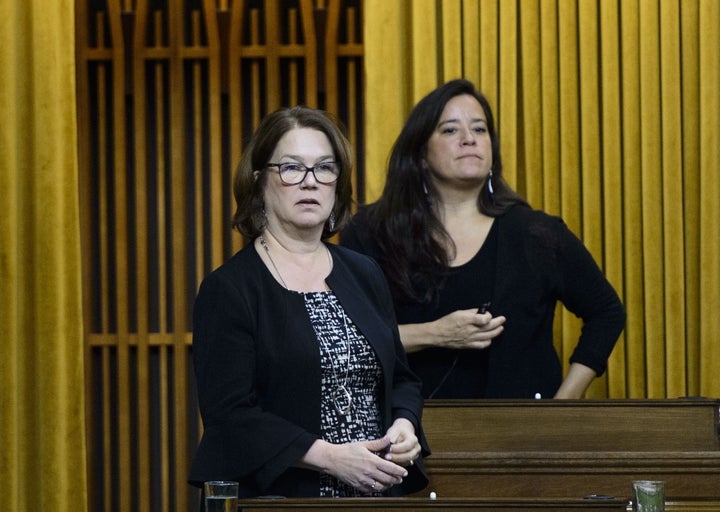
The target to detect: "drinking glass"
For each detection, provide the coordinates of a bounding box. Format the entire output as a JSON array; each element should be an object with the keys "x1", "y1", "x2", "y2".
[
  {"x1": 631, "y1": 480, "x2": 665, "y2": 512},
  {"x1": 204, "y1": 480, "x2": 238, "y2": 512}
]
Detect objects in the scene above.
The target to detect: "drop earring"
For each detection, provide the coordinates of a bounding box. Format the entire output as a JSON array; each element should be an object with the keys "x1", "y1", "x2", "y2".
[
  {"x1": 328, "y1": 211, "x2": 336, "y2": 231},
  {"x1": 422, "y1": 181, "x2": 432, "y2": 207},
  {"x1": 487, "y1": 169, "x2": 495, "y2": 197}
]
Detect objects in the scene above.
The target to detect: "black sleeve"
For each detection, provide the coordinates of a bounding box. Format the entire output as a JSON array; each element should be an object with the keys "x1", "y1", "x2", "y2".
[
  {"x1": 549, "y1": 219, "x2": 626, "y2": 375},
  {"x1": 190, "y1": 270, "x2": 317, "y2": 490}
]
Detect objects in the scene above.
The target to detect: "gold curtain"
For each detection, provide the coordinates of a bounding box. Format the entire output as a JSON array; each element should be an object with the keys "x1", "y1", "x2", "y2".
[
  {"x1": 364, "y1": 0, "x2": 720, "y2": 399},
  {"x1": 0, "y1": 1, "x2": 88, "y2": 511}
]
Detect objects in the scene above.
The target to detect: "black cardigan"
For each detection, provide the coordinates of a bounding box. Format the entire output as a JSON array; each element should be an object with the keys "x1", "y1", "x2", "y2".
[
  {"x1": 341, "y1": 204, "x2": 626, "y2": 399},
  {"x1": 188, "y1": 242, "x2": 429, "y2": 497}
]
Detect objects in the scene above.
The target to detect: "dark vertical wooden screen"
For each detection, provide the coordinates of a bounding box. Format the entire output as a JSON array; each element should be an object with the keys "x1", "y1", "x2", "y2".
[{"x1": 75, "y1": 1, "x2": 363, "y2": 511}]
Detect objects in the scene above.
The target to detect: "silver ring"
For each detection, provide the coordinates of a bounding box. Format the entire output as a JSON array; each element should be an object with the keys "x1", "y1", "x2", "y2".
[
  {"x1": 409, "y1": 459, "x2": 414, "y2": 466},
  {"x1": 371, "y1": 481, "x2": 377, "y2": 489}
]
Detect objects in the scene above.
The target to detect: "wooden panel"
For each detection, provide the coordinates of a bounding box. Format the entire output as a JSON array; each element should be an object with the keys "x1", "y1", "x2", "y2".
[
  {"x1": 75, "y1": 1, "x2": 363, "y2": 511},
  {"x1": 416, "y1": 400, "x2": 720, "y2": 500},
  {"x1": 421, "y1": 399, "x2": 720, "y2": 452}
]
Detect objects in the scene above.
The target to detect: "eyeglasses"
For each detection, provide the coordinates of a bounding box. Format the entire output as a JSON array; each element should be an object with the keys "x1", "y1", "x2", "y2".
[{"x1": 266, "y1": 161, "x2": 340, "y2": 185}]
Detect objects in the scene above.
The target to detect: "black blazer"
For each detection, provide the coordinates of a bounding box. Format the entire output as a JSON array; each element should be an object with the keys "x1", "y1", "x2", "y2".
[{"x1": 189, "y1": 242, "x2": 429, "y2": 497}]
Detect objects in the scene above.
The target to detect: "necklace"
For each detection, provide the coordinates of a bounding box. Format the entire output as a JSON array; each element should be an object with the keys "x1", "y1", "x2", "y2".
[
  {"x1": 258, "y1": 234, "x2": 353, "y2": 415},
  {"x1": 321, "y1": 312, "x2": 353, "y2": 416},
  {"x1": 259, "y1": 235, "x2": 289, "y2": 289}
]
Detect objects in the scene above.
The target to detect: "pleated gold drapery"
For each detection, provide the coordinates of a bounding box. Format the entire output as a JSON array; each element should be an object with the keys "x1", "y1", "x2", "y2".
[
  {"x1": 0, "y1": 1, "x2": 88, "y2": 511},
  {"x1": 364, "y1": 0, "x2": 720, "y2": 399}
]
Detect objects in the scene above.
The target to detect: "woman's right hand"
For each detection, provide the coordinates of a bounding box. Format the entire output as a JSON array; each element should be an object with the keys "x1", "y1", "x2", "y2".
[
  {"x1": 301, "y1": 437, "x2": 408, "y2": 493},
  {"x1": 399, "y1": 308, "x2": 506, "y2": 353}
]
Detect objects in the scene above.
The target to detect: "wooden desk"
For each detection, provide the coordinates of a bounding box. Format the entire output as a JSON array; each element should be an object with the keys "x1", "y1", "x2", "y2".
[
  {"x1": 236, "y1": 498, "x2": 720, "y2": 511},
  {"x1": 415, "y1": 399, "x2": 720, "y2": 500},
  {"x1": 239, "y1": 400, "x2": 720, "y2": 510},
  {"x1": 238, "y1": 497, "x2": 627, "y2": 511}
]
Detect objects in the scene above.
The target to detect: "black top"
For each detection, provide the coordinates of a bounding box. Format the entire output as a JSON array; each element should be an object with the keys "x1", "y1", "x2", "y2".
[
  {"x1": 189, "y1": 243, "x2": 429, "y2": 496},
  {"x1": 340, "y1": 204, "x2": 626, "y2": 399},
  {"x1": 398, "y1": 220, "x2": 498, "y2": 398}
]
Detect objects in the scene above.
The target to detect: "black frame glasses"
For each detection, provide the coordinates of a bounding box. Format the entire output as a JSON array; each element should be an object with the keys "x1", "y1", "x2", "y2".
[{"x1": 266, "y1": 161, "x2": 340, "y2": 184}]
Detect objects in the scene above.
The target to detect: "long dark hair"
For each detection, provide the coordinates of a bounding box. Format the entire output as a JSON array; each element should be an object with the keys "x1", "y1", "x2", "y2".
[{"x1": 367, "y1": 79, "x2": 528, "y2": 303}]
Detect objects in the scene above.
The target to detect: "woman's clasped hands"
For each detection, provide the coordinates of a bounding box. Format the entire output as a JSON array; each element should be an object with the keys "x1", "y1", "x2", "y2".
[{"x1": 315, "y1": 418, "x2": 420, "y2": 494}]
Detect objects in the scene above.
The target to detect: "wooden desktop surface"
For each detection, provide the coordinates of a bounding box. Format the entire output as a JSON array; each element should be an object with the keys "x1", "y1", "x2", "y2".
[
  {"x1": 236, "y1": 497, "x2": 720, "y2": 511},
  {"x1": 237, "y1": 496, "x2": 627, "y2": 511}
]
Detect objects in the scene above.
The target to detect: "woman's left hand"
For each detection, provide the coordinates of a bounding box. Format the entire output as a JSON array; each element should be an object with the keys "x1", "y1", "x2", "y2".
[{"x1": 383, "y1": 418, "x2": 421, "y2": 467}]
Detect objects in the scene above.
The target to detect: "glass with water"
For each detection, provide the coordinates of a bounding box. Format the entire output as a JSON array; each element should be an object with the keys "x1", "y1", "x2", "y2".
[
  {"x1": 631, "y1": 480, "x2": 665, "y2": 512},
  {"x1": 204, "y1": 480, "x2": 238, "y2": 512}
]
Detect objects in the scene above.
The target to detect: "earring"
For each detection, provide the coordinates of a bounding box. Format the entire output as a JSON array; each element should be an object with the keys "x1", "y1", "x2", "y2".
[
  {"x1": 487, "y1": 170, "x2": 495, "y2": 197},
  {"x1": 422, "y1": 181, "x2": 432, "y2": 207},
  {"x1": 328, "y1": 211, "x2": 336, "y2": 231}
]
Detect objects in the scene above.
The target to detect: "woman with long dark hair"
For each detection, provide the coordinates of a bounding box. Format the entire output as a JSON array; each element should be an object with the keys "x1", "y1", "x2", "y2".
[{"x1": 342, "y1": 79, "x2": 625, "y2": 399}]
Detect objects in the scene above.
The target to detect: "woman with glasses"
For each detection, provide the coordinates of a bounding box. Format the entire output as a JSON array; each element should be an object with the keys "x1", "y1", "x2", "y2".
[{"x1": 189, "y1": 106, "x2": 429, "y2": 501}]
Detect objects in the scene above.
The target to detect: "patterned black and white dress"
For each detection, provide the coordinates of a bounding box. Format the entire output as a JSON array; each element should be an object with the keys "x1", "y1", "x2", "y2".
[{"x1": 303, "y1": 291, "x2": 385, "y2": 497}]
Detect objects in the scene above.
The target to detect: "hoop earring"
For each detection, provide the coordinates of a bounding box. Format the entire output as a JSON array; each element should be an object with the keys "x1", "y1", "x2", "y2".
[{"x1": 487, "y1": 170, "x2": 495, "y2": 198}]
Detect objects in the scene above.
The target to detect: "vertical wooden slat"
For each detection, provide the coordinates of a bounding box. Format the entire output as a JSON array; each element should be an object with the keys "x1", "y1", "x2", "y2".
[
  {"x1": 102, "y1": 348, "x2": 112, "y2": 512},
  {"x1": 132, "y1": 1, "x2": 152, "y2": 509},
  {"x1": 251, "y1": 8, "x2": 263, "y2": 127},
  {"x1": 96, "y1": 60, "x2": 112, "y2": 511},
  {"x1": 160, "y1": 342, "x2": 171, "y2": 510},
  {"x1": 228, "y1": 3, "x2": 245, "y2": 255},
  {"x1": 105, "y1": 2, "x2": 133, "y2": 511},
  {"x1": 299, "y1": 0, "x2": 318, "y2": 107},
  {"x1": 97, "y1": 16, "x2": 110, "y2": 339},
  {"x1": 189, "y1": 30, "x2": 205, "y2": 502},
  {"x1": 169, "y1": 0, "x2": 190, "y2": 508},
  {"x1": 204, "y1": 0, "x2": 224, "y2": 271},
  {"x1": 324, "y1": 0, "x2": 340, "y2": 115},
  {"x1": 265, "y1": 2, "x2": 281, "y2": 111},
  {"x1": 152, "y1": 7, "x2": 172, "y2": 506},
  {"x1": 344, "y1": 6, "x2": 358, "y2": 201},
  {"x1": 289, "y1": 8, "x2": 300, "y2": 106},
  {"x1": 192, "y1": 10, "x2": 205, "y2": 291}
]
